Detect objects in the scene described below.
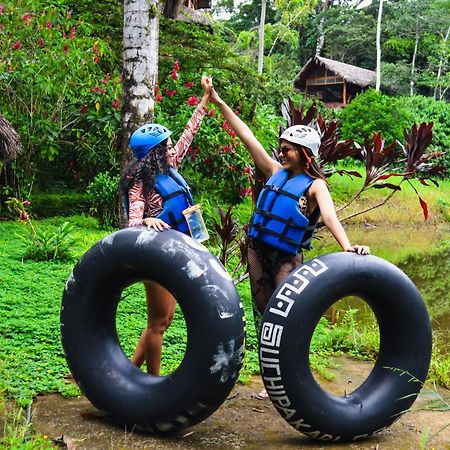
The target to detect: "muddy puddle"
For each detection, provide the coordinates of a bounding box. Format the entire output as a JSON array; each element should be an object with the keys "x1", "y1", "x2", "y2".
[{"x1": 32, "y1": 357, "x2": 450, "y2": 449}]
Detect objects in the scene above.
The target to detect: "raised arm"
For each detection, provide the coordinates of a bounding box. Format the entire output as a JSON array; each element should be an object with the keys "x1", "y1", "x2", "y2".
[
  {"x1": 172, "y1": 76, "x2": 211, "y2": 168},
  {"x1": 310, "y1": 179, "x2": 370, "y2": 255},
  {"x1": 208, "y1": 85, "x2": 280, "y2": 179}
]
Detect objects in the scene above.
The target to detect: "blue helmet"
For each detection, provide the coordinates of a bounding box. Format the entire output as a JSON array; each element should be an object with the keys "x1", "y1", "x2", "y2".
[{"x1": 130, "y1": 123, "x2": 172, "y2": 160}]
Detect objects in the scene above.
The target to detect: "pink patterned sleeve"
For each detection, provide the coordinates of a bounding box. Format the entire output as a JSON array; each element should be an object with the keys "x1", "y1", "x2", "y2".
[
  {"x1": 128, "y1": 183, "x2": 145, "y2": 227},
  {"x1": 128, "y1": 183, "x2": 164, "y2": 226},
  {"x1": 172, "y1": 103, "x2": 208, "y2": 169}
]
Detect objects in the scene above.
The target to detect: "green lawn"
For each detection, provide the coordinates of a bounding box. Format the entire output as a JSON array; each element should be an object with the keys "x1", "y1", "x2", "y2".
[{"x1": 0, "y1": 176, "x2": 449, "y2": 409}]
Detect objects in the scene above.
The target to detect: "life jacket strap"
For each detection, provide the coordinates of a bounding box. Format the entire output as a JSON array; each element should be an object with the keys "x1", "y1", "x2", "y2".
[
  {"x1": 251, "y1": 224, "x2": 299, "y2": 246},
  {"x1": 254, "y1": 208, "x2": 307, "y2": 229},
  {"x1": 266, "y1": 184, "x2": 299, "y2": 201}
]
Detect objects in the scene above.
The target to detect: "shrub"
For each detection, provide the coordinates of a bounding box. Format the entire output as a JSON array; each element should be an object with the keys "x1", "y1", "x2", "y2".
[
  {"x1": 16, "y1": 221, "x2": 75, "y2": 261},
  {"x1": 86, "y1": 171, "x2": 120, "y2": 228},
  {"x1": 397, "y1": 95, "x2": 450, "y2": 171},
  {"x1": 337, "y1": 88, "x2": 410, "y2": 145},
  {"x1": 0, "y1": 0, "x2": 121, "y2": 199}
]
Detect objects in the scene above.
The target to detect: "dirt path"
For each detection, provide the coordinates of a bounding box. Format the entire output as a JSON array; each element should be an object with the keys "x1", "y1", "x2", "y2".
[{"x1": 32, "y1": 357, "x2": 450, "y2": 450}]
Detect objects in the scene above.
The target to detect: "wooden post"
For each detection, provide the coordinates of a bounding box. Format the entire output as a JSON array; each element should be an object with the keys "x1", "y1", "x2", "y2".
[{"x1": 343, "y1": 79, "x2": 347, "y2": 105}]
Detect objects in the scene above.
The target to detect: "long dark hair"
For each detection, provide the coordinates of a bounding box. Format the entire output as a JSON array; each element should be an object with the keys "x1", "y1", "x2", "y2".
[
  {"x1": 121, "y1": 140, "x2": 170, "y2": 197},
  {"x1": 295, "y1": 144, "x2": 327, "y2": 182}
]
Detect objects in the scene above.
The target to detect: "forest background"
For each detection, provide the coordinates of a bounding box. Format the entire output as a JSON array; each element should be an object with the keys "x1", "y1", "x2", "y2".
[{"x1": 0, "y1": 0, "x2": 449, "y2": 447}]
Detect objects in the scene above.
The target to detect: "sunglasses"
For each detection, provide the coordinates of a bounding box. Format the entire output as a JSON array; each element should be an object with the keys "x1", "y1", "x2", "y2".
[{"x1": 278, "y1": 146, "x2": 296, "y2": 155}]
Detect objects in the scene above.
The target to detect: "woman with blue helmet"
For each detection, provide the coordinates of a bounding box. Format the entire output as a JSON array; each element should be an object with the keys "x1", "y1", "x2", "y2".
[
  {"x1": 121, "y1": 76, "x2": 211, "y2": 375},
  {"x1": 207, "y1": 80, "x2": 369, "y2": 399}
]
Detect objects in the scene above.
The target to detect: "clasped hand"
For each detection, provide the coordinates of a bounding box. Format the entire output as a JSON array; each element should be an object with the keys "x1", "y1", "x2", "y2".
[{"x1": 142, "y1": 217, "x2": 170, "y2": 232}]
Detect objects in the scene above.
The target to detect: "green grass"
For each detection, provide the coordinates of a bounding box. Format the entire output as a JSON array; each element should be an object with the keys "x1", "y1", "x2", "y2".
[{"x1": 0, "y1": 173, "x2": 449, "y2": 414}]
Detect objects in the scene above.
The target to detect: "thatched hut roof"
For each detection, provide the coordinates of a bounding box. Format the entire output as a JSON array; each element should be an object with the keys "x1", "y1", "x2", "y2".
[
  {"x1": 295, "y1": 56, "x2": 375, "y2": 89},
  {"x1": 0, "y1": 114, "x2": 22, "y2": 163}
]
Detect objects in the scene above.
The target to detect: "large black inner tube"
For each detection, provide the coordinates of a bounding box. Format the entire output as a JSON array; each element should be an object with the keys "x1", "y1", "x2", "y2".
[
  {"x1": 259, "y1": 252, "x2": 432, "y2": 442},
  {"x1": 61, "y1": 227, "x2": 245, "y2": 433}
]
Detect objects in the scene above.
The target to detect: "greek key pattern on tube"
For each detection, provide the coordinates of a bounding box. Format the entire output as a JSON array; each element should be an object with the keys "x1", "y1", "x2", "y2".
[{"x1": 269, "y1": 258, "x2": 329, "y2": 318}]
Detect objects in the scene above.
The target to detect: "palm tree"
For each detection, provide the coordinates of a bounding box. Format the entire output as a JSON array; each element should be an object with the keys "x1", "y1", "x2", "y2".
[{"x1": 120, "y1": 0, "x2": 160, "y2": 165}]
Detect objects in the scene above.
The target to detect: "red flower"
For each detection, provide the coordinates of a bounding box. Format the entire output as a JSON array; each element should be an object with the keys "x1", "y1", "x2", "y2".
[
  {"x1": 12, "y1": 41, "x2": 22, "y2": 50},
  {"x1": 113, "y1": 99, "x2": 120, "y2": 110},
  {"x1": 173, "y1": 60, "x2": 180, "y2": 71},
  {"x1": 171, "y1": 68, "x2": 178, "y2": 80},
  {"x1": 187, "y1": 96, "x2": 199, "y2": 106},
  {"x1": 92, "y1": 45, "x2": 98, "y2": 54},
  {"x1": 165, "y1": 88, "x2": 176, "y2": 97},
  {"x1": 21, "y1": 14, "x2": 32, "y2": 23},
  {"x1": 223, "y1": 145, "x2": 232, "y2": 154},
  {"x1": 23, "y1": 200, "x2": 31, "y2": 206},
  {"x1": 0, "y1": 5, "x2": 4, "y2": 13},
  {"x1": 46, "y1": 20, "x2": 53, "y2": 29},
  {"x1": 228, "y1": 130, "x2": 236, "y2": 139},
  {"x1": 62, "y1": 32, "x2": 67, "y2": 38},
  {"x1": 37, "y1": 38, "x2": 45, "y2": 47},
  {"x1": 222, "y1": 120, "x2": 230, "y2": 130},
  {"x1": 0, "y1": 24, "x2": 4, "y2": 30},
  {"x1": 63, "y1": 43, "x2": 68, "y2": 56},
  {"x1": 239, "y1": 188, "x2": 252, "y2": 197},
  {"x1": 69, "y1": 26, "x2": 76, "y2": 40},
  {"x1": 93, "y1": 56, "x2": 99, "y2": 63},
  {"x1": 207, "y1": 109, "x2": 215, "y2": 117},
  {"x1": 155, "y1": 93, "x2": 163, "y2": 102},
  {"x1": 184, "y1": 81, "x2": 194, "y2": 88}
]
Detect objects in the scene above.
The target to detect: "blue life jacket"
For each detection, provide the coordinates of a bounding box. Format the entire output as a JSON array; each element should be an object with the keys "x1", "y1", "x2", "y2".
[
  {"x1": 248, "y1": 169, "x2": 318, "y2": 255},
  {"x1": 123, "y1": 167, "x2": 194, "y2": 235}
]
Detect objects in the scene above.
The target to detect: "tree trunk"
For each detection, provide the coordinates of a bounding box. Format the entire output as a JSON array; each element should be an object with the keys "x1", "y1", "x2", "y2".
[
  {"x1": 410, "y1": 25, "x2": 419, "y2": 96},
  {"x1": 164, "y1": 0, "x2": 185, "y2": 19},
  {"x1": 120, "y1": 0, "x2": 159, "y2": 167},
  {"x1": 434, "y1": 23, "x2": 450, "y2": 100},
  {"x1": 375, "y1": 0, "x2": 383, "y2": 91},
  {"x1": 315, "y1": 0, "x2": 330, "y2": 56},
  {"x1": 119, "y1": 0, "x2": 159, "y2": 227},
  {"x1": 257, "y1": 0, "x2": 267, "y2": 74}
]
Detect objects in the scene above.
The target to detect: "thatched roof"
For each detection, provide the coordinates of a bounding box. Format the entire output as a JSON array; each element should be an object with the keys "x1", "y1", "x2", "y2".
[
  {"x1": 176, "y1": 5, "x2": 212, "y2": 26},
  {"x1": 0, "y1": 114, "x2": 21, "y2": 162},
  {"x1": 295, "y1": 56, "x2": 375, "y2": 89}
]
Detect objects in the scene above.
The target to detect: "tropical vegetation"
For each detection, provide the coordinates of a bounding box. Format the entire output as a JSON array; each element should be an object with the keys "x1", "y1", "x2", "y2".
[{"x1": 0, "y1": 0, "x2": 449, "y2": 446}]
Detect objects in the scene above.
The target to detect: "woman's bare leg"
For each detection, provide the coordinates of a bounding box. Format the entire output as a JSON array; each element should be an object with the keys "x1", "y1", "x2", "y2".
[{"x1": 131, "y1": 281, "x2": 176, "y2": 375}]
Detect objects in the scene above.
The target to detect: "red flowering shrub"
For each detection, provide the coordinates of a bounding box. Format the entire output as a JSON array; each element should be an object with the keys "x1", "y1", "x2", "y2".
[
  {"x1": 155, "y1": 60, "x2": 256, "y2": 204},
  {"x1": 0, "y1": 0, "x2": 121, "y2": 195}
]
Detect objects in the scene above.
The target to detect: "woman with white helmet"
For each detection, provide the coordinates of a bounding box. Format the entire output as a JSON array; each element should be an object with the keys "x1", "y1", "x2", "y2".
[
  {"x1": 120, "y1": 76, "x2": 211, "y2": 375},
  {"x1": 207, "y1": 81, "x2": 369, "y2": 398}
]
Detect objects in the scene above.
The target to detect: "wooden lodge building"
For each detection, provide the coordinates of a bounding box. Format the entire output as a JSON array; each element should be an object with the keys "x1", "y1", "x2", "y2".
[{"x1": 294, "y1": 56, "x2": 376, "y2": 108}]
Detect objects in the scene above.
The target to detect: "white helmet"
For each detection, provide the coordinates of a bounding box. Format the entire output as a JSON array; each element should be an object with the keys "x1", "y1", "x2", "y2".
[{"x1": 280, "y1": 125, "x2": 321, "y2": 158}]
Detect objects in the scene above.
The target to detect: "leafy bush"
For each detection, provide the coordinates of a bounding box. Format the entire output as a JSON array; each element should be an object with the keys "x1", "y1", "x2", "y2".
[
  {"x1": 337, "y1": 88, "x2": 410, "y2": 145},
  {"x1": 397, "y1": 95, "x2": 450, "y2": 171},
  {"x1": 29, "y1": 192, "x2": 89, "y2": 217},
  {"x1": 0, "y1": 0, "x2": 121, "y2": 200},
  {"x1": 86, "y1": 171, "x2": 120, "y2": 228},
  {"x1": 16, "y1": 221, "x2": 75, "y2": 261},
  {"x1": 154, "y1": 60, "x2": 259, "y2": 205}
]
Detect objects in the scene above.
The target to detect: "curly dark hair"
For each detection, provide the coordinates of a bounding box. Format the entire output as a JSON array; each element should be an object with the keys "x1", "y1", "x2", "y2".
[{"x1": 121, "y1": 140, "x2": 170, "y2": 198}]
